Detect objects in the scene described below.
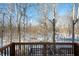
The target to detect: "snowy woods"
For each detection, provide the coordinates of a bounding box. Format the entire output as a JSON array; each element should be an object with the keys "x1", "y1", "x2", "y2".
[{"x1": 0, "y1": 3, "x2": 79, "y2": 47}]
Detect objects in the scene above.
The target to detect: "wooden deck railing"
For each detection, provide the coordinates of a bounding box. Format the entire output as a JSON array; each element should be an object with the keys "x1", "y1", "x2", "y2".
[
  {"x1": 0, "y1": 43, "x2": 15, "y2": 56},
  {"x1": 0, "y1": 42, "x2": 79, "y2": 56}
]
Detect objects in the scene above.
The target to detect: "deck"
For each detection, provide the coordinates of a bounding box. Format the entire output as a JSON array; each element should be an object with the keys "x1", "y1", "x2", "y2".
[{"x1": 0, "y1": 42, "x2": 79, "y2": 56}]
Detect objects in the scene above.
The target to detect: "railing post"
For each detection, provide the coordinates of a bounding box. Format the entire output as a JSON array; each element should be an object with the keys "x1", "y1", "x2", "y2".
[
  {"x1": 74, "y1": 43, "x2": 79, "y2": 56},
  {"x1": 10, "y1": 43, "x2": 15, "y2": 56}
]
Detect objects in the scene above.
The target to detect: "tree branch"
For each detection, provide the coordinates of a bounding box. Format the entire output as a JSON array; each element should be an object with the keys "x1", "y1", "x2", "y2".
[
  {"x1": 74, "y1": 19, "x2": 78, "y2": 25},
  {"x1": 49, "y1": 19, "x2": 53, "y2": 24}
]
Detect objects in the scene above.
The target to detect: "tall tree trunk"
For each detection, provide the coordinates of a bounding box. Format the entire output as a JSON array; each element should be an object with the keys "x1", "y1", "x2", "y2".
[
  {"x1": 53, "y1": 18, "x2": 56, "y2": 55},
  {"x1": 1, "y1": 13, "x2": 5, "y2": 47},
  {"x1": 10, "y1": 15, "x2": 12, "y2": 43},
  {"x1": 72, "y1": 20, "x2": 74, "y2": 55}
]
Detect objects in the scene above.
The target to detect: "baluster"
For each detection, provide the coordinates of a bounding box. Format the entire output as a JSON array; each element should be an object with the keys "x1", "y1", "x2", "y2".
[
  {"x1": 38, "y1": 44, "x2": 40, "y2": 56},
  {"x1": 29, "y1": 45, "x2": 30, "y2": 56},
  {"x1": 29, "y1": 44, "x2": 31, "y2": 56},
  {"x1": 36, "y1": 44, "x2": 37, "y2": 56},
  {"x1": 25, "y1": 45, "x2": 26, "y2": 55},
  {"x1": 37, "y1": 44, "x2": 38, "y2": 56},
  {"x1": 15, "y1": 45, "x2": 17, "y2": 56},
  {"x1": 71, "y1": 48, "x2": 72, "y2": 55},
  {"x1": 15, "y1": 45, "x2": 16, "y2": 55},
  {"x1": 38, "y1": 44, "x2": 39, "y2": 56},
  {"x1": 21, "y1": 44, "x2": 22, "y2": 56},
  {"x1": 65, "y1": 49, "x2": 66, "y2": 56},
  {"x1": 23, "y1": 44, "x2": 24, "y2": 55},
  {"x1": 8, "y1": 47, "x2": 10, "y2": 56},
  {"x1": 35, "y1": 44, "x2": 36, "y2": 56},
  {"x1": 4, "y1": 49, "x2": 6, "y2": 56},
  {"x1": 40, "y1": 45, "x2": 41, "y2": 56},
  {"x1": 21, "y1": 44, "x2": 23, "y2": 56},
  {"x1": 1, "y1": 50, "x2": 3, "y2": 56},
  {"x1": 38, "y1": 45, "x2": 39, "y2": 56},
  {"x1": 17, "y1": 44, "x2": 18, "y2": 56},
  {"x1": 20, "y1": 44, "x2": 21, "y2": 56},
  {"x1": 28, "y1": 45, "x2": 30, "y2": 55},
  {"x1": 17, "y1": 45, "x2": 19, "y2": 56},
  {"x1": 43, "y1": 44, "x2": 46, "y2": 56},
  {"x1": 17, "y1": 44, "x2": 19, "y2": 56},
  {"x1": 7, "y1": 47, "x2": 8, "y2": 56},
  {"x1": 18, "y1": 44, "x2": 20, "y2": 56},
  {"x1": 68, "y1": 48, "x2": 70, "y2": 56},
  {"x1": 2, "y1": 50, "x2": 4, "y2": 56},
  {"x1": 67, "y1": 48, "x2": 69, "y2": 56},
  {"x1": 40, "y1": 45, "x2": 43, "y2": 55},
  {"x1": 66, "y1": 49, "x2": 68, "y2": 56},
  {"x1": 24, "y1": 44, "x2": 25, "y2": 55},
  {"x1": 0, "y1": 52, "x2": 1, "y2": 56},
  {"x1": 27, "y1": 45, "x2": 29, "y2": 55},
  {"x1": 24, "y1": 45, "x2": 26, "y2": 56},
  {"x1": 64, "y1": 49, "x2": 66, "y2": 56}
]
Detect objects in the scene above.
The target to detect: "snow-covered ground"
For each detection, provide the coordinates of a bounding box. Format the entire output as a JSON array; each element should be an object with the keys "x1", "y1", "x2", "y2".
[{"x1": 0, "y1": 33, "x2": 79, "y2": 48}]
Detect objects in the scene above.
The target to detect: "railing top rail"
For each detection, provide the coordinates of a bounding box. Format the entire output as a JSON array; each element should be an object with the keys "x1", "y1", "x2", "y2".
[{"x1": 13, "y1": 42, "x2": 75, "y2": 45}]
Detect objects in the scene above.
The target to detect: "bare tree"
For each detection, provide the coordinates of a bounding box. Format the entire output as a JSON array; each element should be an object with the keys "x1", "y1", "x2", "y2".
[
  {"x1": 48, "y1": 4, "x2": 57, "y2": 55},
  {"x1": 7, "y1": 4, "x2": 15, "y2": 43},
  {"x1": 16, "y1": 4, "x2": 29, "y2": 43},
  {"x1": 0, "y1": 10, "x2": 5, "y2": 47},
  {"x1": 71, "y1": 3, "x2": 79, "y2": 55},
  {"x1": 38, "y1": 4, "x2": 49, "y2": 42}
]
